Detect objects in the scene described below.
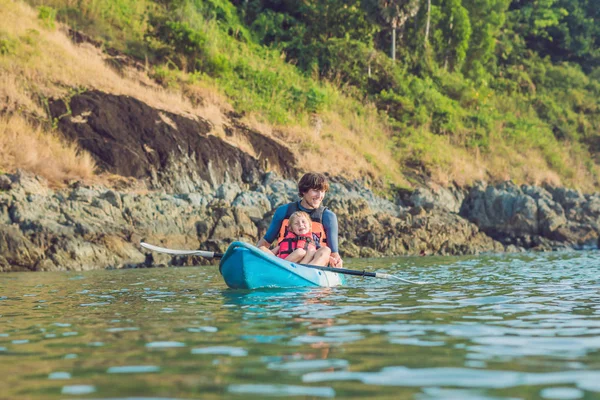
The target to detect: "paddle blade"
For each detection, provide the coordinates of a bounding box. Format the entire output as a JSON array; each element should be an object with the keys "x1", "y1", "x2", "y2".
[{"x1": 140, "y1": 242, "x2": 221, "y2": 258}]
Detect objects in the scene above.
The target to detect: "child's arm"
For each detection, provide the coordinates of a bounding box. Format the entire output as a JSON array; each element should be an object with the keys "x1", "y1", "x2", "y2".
[{"x1": 270, "y1": 245, "x2": 280, "y2": 255}]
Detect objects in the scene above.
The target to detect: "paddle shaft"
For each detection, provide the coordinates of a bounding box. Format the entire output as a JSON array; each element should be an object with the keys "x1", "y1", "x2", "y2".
[
  {"x1": 295, "y1": 263, "x2": 377, "y2": 278},
  {"x1": 140, "y1": 242, "x2": 420, "y2": 283}
]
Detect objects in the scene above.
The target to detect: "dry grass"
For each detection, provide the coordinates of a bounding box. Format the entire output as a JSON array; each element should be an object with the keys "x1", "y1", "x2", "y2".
[
  {"x1": 2, "y1": 0, "x2": 407, "y2": 187},
  {"x1": 482, "y1": 140, "x2": 600, "y2": 191},
  {"x1": 0, "y1": 73, "x2": 45, "y2": 116},
  {"x1": 2, "y1": 0, "x2": 594, "y2": 192},
  {"x1": 243, "y1": 94, "x2": 409, "y2": 186},
  {"x1": 0, "y1": 114, "x2": 96, "y2": 185},
  {"x1": 433, "y1": 143, "x2": 567, "y2": 189},
  {"x1": 0, "y1": 0, "x2": 226, "y2": 120},
  {"x1": 182, "y1": 81, "x2": 233, "y2": 136},
  {"x1": 429, "y1": 147, "x2": 487, "y2": 187},
  {"x1": 0, "y1": 0, "x2": 484, "y2": 190}
]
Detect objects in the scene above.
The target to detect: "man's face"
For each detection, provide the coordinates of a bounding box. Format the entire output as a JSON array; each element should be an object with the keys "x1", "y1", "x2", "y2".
[{"x1": 301, "y1": 188, "x2": 325, "y2": 209}]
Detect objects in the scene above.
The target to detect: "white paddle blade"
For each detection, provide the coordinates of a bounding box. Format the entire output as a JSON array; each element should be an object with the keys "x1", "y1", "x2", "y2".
[{"x1": 140, "y1": 242, "x2": 216, "y2": 258}]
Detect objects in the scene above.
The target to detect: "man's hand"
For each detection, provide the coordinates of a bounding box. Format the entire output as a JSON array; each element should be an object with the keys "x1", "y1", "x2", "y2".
[
  {"x1": 329, "y1": 252, "x2": 343, "y2": 268},
  {"x1": 256, "y1": 238, "x2": 271, "y2": 248}
]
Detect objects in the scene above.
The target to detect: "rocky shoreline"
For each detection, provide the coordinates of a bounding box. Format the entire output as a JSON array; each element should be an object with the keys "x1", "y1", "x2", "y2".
[
  {"x1": 1, "y1": 169, "x2": 598, "y2": 272},
  {"x1": 2, "y1": 90, "x2": 598, "y2": 272}
]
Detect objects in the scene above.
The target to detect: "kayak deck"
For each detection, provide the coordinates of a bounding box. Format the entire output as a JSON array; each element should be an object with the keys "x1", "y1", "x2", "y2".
[{"x1": 219, "y1": 241, "x2": 345, "y2": 289}]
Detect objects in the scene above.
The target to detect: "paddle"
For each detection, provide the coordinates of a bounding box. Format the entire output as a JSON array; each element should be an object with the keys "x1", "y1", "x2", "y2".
[
  {"x1": 141, "y1": 242, "x2": 224, "y2": 258},
  {"x1": 140, "y1": 242, "x2": 424, "y2": 284}
]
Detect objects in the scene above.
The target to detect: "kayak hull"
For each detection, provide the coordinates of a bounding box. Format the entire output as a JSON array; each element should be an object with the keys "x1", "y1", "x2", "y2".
[{"x1": 219, "y1": 241, "x2": 345, "y2": 289}]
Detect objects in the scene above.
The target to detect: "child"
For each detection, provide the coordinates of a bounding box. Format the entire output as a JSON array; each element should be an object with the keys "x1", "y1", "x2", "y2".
[{"x1": 260, "y1": 211, "x2": 331, "y2": 265}]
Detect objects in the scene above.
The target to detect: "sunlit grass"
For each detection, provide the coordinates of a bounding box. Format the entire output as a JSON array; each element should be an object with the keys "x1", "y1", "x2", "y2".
[
  {"x1": 0, "y1": 114, "x2": 96, "y2": 185},
  {"x1": 1, "y1": 0, "x2": 598, "y2": 192},
  {"x1": 1, "y1": 0, "x2": 408, "y2": 186}
]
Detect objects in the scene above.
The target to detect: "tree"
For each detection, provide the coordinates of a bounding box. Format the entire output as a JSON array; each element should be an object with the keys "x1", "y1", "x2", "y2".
[
  {"x1": 424, "y1": 0, "x2": 431, "y2": 45},
  {"x1": 506, "y1": 0, "x2": 567, "y2": 56},
  {"x1": 363, "y1": 0, "x2": 420, "y2": 60},
  {"x1": 237, "y1": 0, "x2": 376, "y2": 72},
  {"x1": 548, "y1": 0, "x2": 600, "y2": 70},
  {"x1": 462, "y1": 0, "x2": 510, "y2": 82},
  {"x1": 428, "y1": 0, "x2": 471, "y2": 71}
]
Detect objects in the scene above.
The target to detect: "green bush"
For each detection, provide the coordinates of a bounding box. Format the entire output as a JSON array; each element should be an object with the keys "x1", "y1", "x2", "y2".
[
  {"x1": 305, "y1": 87, "x2": 326, "y2": 114},
  {"x1": 0, "y1": 33, "x2": 17, "y2": 55},
  {"x1": 375, "y1": 90, "x2": 415, "y2": 124},
  {"x1": 150, "y1": 64, "x2": 180, "y2": 88},
  {"x1": 533, "y1": 94, "x2": 578, "y2": 141},
  {"x1": 37, "y1": 5, "x2": 56, "y2": 29},
  {"x1": 22, "y1": 0, "x2": 600, "y2": 188},
  {"x1": 194, "y1": 0, "x2": 251, "y2": 41},
  {"x1": 21, "y1": 29, "x2": 40, "y2": 46},
  {"x1": 544, "y1": 63, "x2": 589, "y2": 91}
]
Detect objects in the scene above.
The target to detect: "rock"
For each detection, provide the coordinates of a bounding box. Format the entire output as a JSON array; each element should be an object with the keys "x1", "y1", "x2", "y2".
[
  {"x1": 0, "y1": 255, "x2": 9, "y2": 272},
  {"x1": 504, "y1": 244, "x2": 523, "y2": 253},
  {"x1": 47, "y1": 90, "x2": 299, "y2": 191},
  {"x1": 545, "y1": 186, "x2": 585, "y2": 211},
  {"x1": 69, "y1": 187, "x2": 100, "y2": 203},
  {"x1": 232, "y1": 192, "x2": 271, "y2": 220},
  {"x1": 0, "y1": 168, "x2": 598, "y2": 271},
  {"x1": 211, "y1": 211, "x2": 238, "y2": 240},
  {"x1": 359, "y1": 247, "x2": 379, "y2": 258},
  {"x1": 233, "y1": 208, "x2": 259, "y2": 239},
  {"x1": 179, "y1": 192, "x2": 209, "y2": 207},
  {"x1": 460, "y1": 181, "x2": 600, "y2": 249},
  {"x1": 11, "y1": 169, "x2": 51, "y2": 196},
  {"x1": 537, "y1": 199, "x2": 566, "y2": 237},
  {"x1": 409, "y1": 182, "x2": 464, "y2": 213},
  {"x1": 101, "y1": 190, "x2": 123, "y2": 209},
  {"x1": 341, "y1": 241, "x2": 361, "y2": 258},
  {"x1": 215, "y1": 182, "x2": 242, "y2": 204},
  {"x1": 0, "y1": 225, "x2": 42, "y2": 270},
  {"x1": 0, "y1": 175, "x2": 12, "y2": 191}
]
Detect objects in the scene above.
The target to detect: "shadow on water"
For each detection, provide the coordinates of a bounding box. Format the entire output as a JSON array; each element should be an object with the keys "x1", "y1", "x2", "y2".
[{"x1": 220, "y1": 287, "x2": 317, "y2": 308}]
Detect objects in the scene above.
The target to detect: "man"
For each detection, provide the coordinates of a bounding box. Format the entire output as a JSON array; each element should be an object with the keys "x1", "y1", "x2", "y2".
[{"x1": 257, "y1": 172, "x2": 343, "y2": 267}]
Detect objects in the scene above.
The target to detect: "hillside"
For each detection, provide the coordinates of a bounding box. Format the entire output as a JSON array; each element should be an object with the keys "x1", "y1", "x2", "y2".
[{"x1": 1, "y1": 0, "x2": 599, "y2": 192}]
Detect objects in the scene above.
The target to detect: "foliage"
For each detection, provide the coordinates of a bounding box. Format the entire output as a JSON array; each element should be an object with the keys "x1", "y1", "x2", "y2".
[
  {"x1": 18, "y1": 0, "x2": 600, "y2": 189},
  {"x1": 362, "y1": 0, "x2": 420, "y2": 59},
  {"x1": 37, "y1": 5, "x2": 57, "y2": 29},
  {"x1": 461, "y1": 0, "x2": 510, "y2": 82},
  {"x1": 238, "y1": 0, "x2": 377, "y2": 73},
  {"x1": 0, "y1": 32, "x2": 18, "y2": 55}
]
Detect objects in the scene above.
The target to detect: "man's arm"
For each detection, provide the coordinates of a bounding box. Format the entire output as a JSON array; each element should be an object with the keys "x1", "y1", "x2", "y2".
[
  {"x1": 256, "y1": 237, "x2": 271, "y2": 248},
  {"x1": 322, "y1": 210, "x2": 343, "y2": 267}
]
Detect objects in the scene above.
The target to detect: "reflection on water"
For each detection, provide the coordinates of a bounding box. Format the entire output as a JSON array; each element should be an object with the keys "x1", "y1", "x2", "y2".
[{"x1": 0, "y1": 250, "x2": 599, "y2": 399}]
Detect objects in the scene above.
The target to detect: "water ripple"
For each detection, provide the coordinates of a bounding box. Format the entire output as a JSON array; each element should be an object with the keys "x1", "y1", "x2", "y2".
[
  {"x1": 228, "y1": 384, "x2": 335, "y2": 397},
  {"x1": 303, "y1": 367, "x2": 600, "y2": 391},
  {"x1": 2, "y1": 249, "x2": 599, "y2": 399}
]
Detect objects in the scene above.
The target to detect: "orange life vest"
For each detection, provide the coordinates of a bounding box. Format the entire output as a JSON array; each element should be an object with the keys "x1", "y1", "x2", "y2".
[
  {"x1": 277, "y1": 202, "x2": 328, "y2": 248},
  {"x1": 277, "y1": 231, "x2": 318, "y2": 259}
]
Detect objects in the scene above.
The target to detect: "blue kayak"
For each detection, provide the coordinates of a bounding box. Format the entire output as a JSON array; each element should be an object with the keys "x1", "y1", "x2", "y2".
[{"x1": 219, "y1": 241, "x2": 345, "y2": 289}]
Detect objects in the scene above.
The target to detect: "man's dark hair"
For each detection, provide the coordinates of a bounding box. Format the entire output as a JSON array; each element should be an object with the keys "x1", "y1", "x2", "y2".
[{"x1": 298, "y1": 172, "x2": 329, "y2": 197}]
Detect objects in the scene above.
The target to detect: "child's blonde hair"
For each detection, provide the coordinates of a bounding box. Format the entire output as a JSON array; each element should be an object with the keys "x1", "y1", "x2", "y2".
[{"x1": 288, "y1": 211, "x2": 312, "y2": 230}]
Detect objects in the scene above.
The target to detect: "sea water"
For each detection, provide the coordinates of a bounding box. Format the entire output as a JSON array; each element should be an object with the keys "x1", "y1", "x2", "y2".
[{"x1": 0, "y1": 250, "x2": 599, "y2": 399}]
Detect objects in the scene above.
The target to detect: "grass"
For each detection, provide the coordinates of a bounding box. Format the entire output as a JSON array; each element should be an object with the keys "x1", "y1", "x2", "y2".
[
  {"x1": 2, "y1": 0, "x2": 600, "y2": 192},
  {"x1": 0, "y1": 114, "x2": 96, "y2": 185},
  {"x1": 2, "y1": 0, "x2": 403, "y2": 185}
]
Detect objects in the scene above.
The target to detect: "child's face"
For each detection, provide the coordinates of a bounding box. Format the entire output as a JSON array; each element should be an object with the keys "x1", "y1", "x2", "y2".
[{"x1": 290, "y1": 216, "x2": 310, "y2": 235}]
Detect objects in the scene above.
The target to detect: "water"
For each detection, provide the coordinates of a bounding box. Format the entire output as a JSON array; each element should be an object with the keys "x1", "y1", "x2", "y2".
[{"x1": 1, "y1": 251, "x2": 599, "y2": 399}]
